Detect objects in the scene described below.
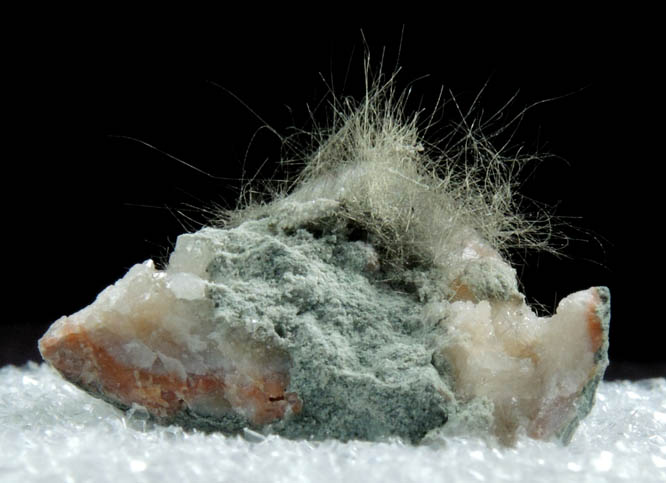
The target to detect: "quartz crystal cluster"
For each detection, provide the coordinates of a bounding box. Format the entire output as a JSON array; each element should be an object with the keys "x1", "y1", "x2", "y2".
[{"x1": 39, "y1": 84, "x2": 610, "y2": 445}]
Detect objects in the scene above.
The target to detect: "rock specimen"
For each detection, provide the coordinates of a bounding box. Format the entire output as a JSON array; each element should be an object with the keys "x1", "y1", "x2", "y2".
[{"x1": 39, "y1": 83, "x2": 610, "y2": 445}]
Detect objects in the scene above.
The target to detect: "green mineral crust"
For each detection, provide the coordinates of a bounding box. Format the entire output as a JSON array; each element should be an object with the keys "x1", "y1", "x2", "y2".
[{"x1": 193, "y1": 218, "x2": 450, "y2": 442}]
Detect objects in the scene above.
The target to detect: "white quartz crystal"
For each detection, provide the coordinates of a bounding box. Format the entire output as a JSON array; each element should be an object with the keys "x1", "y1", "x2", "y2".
[{"x1": 40, "y1": 239, "x2": 298, "y2": 426}]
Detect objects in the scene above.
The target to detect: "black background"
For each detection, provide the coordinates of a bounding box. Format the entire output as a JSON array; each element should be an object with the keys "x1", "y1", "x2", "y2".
[{"x1": 4, "y1": 22, "x2": 663, "y2": 379}]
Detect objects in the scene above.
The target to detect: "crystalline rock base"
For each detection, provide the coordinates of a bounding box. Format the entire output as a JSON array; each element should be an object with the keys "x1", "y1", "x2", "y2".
[{"x1": 39, "y1": 204, "x2": 610, "y2": 445}]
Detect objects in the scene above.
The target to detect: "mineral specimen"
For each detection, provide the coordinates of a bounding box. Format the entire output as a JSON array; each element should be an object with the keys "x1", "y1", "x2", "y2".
[{"x1": 39, "y1": 81, "x2": 610, "y2": 445}]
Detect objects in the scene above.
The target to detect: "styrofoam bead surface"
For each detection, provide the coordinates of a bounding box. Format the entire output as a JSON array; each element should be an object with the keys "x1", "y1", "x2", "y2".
[{"x1": 1, "y1": 363, "x2": 664, "y2": 483}]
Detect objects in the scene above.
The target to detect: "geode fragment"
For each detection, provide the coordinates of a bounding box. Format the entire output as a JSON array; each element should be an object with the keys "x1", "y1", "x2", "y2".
[{"x1": 39, "y1": 83, "x2": 610, "y2": 445}]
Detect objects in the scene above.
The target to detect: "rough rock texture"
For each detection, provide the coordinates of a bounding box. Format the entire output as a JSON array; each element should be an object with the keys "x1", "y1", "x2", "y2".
[{"x1": 39, "y1": 200, "x2": 610, "y2": 444}]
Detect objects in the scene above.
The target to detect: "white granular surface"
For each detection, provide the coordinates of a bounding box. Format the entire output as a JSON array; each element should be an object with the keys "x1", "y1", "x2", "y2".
[{"x1": 1, "y1": 363, "x2": 664, "y2": 483}]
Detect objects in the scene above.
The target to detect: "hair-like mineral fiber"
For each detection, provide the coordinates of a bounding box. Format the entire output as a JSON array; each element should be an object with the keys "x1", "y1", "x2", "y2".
[{"x1": 217, "y1": 55, "x2": 557, "y2": 279}]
